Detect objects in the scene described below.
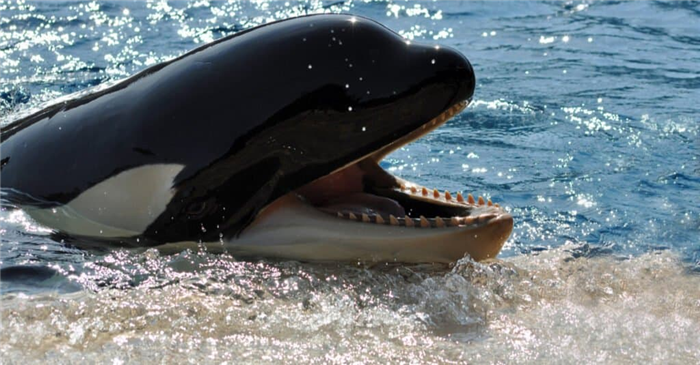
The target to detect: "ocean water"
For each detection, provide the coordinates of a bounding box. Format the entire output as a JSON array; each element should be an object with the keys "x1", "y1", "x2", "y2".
[{"x1": 1, "y1": 0, "x2": 699, "y2": 363}]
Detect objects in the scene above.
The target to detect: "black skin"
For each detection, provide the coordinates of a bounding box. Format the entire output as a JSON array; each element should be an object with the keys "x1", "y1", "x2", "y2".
[{"x1": 0, "y1": 14, "x2": 475, "y2": 246}]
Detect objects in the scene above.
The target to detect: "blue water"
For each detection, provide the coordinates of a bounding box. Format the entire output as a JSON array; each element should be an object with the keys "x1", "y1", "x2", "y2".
[{"x1": 1, "y1": 1, "x2": 699, "y2": 362}]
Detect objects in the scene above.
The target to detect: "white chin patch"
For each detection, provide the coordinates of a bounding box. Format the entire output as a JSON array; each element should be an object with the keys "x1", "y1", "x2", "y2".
[{"x1": 25, "y1": 164, "x2": 185, "y2": 238}]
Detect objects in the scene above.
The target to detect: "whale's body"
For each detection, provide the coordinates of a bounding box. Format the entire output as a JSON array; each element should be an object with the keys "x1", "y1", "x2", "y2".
[{"x1": 1, "y1": 15, "x2": 512, "y2": 262}]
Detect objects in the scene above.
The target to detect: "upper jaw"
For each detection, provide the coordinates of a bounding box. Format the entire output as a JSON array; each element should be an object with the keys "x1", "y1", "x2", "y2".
[
  {"x1": 368, "y1": 100, "x2": 469, "y2": 163},
  {"x1": 286, "y1": 98, "x2": 511, "y2": 235}
]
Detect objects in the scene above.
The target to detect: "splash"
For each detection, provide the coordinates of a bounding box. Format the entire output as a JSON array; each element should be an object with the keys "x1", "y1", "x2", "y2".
[{"x1": 1, "y1": 247, "x2": 698, "y2": 363}]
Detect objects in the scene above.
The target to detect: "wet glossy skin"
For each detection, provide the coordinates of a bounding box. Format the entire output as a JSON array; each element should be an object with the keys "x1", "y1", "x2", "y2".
[{"x1": 0, "y1": 14, "x2": 475, "y2": 245}]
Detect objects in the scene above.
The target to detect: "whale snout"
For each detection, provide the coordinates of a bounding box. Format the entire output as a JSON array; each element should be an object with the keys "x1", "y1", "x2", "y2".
[
  {"x1": 450, "y1": 47, "x2": 476, "y2": 103},
  {"x1": 436, "y1": 45, "x2": 476, "y2": 107}
]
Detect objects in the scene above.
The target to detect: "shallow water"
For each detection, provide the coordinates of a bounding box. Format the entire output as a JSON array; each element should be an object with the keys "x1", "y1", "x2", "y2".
[{"x1": 1, "y1": 0, "x2": 699, "y2": 363}]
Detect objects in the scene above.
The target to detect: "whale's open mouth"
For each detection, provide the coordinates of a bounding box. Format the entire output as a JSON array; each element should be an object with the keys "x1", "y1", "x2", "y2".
[{"x1": 238, "y1": 101, "x2": 514, "y2": 263}]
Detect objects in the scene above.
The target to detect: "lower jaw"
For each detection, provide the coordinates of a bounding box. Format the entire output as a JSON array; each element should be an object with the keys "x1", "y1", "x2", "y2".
[{"x1": 197, "y1": 193, "x2": 513, "y2": 263}]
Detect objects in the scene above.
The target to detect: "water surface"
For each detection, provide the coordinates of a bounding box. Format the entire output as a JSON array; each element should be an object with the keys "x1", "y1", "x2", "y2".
[{"x1": 1, "y1": 1, "x2": 698, "y2": 363}]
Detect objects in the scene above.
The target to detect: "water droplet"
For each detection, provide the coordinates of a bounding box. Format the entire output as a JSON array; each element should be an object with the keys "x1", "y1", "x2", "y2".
[
  {"x1": 348, "y1": 106, "x2": 353, "y2": 111},
  {"x1": 362, "y1": 126, "x2": 366, "y2": 131},
  {"x1": 345, "y1": 84, "x2": 349, "y2": 88},
  {"x1": 308, "y1": 64, "x2": 312, "y2": 69},
  {"x1": 431, "y1": 59, "x2": 436, "y2": 64}
]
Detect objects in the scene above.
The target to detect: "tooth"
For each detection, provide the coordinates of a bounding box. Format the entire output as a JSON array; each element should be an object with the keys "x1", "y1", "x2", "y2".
[
  {"x1": 375, "y1": 215, "x2": 385, "y2": 224},
  {"x1": 410, "y1": 186, "x2": 417, "y2": 194},
  {"x1": 487, "y1": 199, "x2": 493, "y2": 206},
  {"x1": 433, "y1": 189, "x2": 440, "y2": 199},
  {"x1": 422, "y1": 187, "x2": 429, "y2": 196},
  {"x1": 468, "y1": 194, "x2": 475, "y2": 204},
  {"x1": 435, "y1": 216, "x2": 445, "y2": 228},
  {"x1": 478, "y1": 196, "x2": 485, "y2": 205},
  {"x1": 478, "y1": 214, "x2": 494, "y2": 223},
  {"x1": 404, "y1": 216, "x2": 415, "y2": 227},
  {"x1": 450, "y1": 217, "x2": 460, "y2": 226},
  {"x1": 457, "y1": 192, "x2": 464, "y2": 203},
  {"x1": 464, "y1": 216, "x2": 475, "y2": 225},
  {"x1": 400, "y1": 184, "x2": 406, "y2": 191},
  {"x1": 337, "y1": 212, "x2": 343, "y2": 218},
  {"x1": 349, "y1": 212, "x2": 357, "y2": 220},
  {"x1": 419, "y1": 216, "x2": 430, "y2": 228},
  {"x1": 445, "y1": 191, "x2": 452, "y2": 200},
  {"x1": 362, "y1": 213, "x2": 370, "y2": 223},
  {"x1": 494, "y1": 203, "x2": 500, "y2": 207},
  {"x1": 389, "y1": 215, "x2": 399, "y2": 226}
]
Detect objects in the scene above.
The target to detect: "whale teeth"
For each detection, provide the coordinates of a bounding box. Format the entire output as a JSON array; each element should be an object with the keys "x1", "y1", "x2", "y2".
[
  {"x1": 435, "y1": 216, "x2": 445, "y2": 228},
  {"x1": 468, "y1": 194, "x2": 475, "y2": 204},
  {"x1": 451, "y1": 217, "x2": 461, "y2": 226},
  {"x1": 464, "y1": 216, "x2": 475, "y2": 225},
  {"x1": 349, "y1": 212, "x2": 357, "y2": 221},
  {"x1": 422, "y1": 187, "x2": 429, "y2": 196},
  {"x1": 445, "y1": 191, "x2": 452, "y2": 200},
  {"x1": 478, "y1": 196, "x2": 485, "y2": 206},
  {"x1": 375, "y1": 215, "x2": 385, "y2": 224},
  {"x1": 487, "y1": 199, "x2": 493, "y2": 206},
  {"x1": 337, "y1": 212, "x2": 343, "y2": 218},
  {"x1": 495, "y1": 203, "x2": 500, "y2": 207},
  {"x1": 389, "y1": 215, "x2": 399, "y2": 226},
  {"x1": 457, "y1": 192, "x2": 464, "y2": 203},
  {"x1": 410, "y1": 186, "x2": 417, "y2": 194},
  {"x1": 405, "y1": 216, "x2": 415, "y2": 227},
  {"x1": 362, "y1": 213, "x2": 370, "y2": 223},
  {"x1": 419, "y1": 216, "x2": 430, "y2": 228},
  {"x1": 433, "y1": 188, "x2": 440, "y2": 199},
  {"x1": 478, "y1": 214, "x2": 495, "y2": 223}
]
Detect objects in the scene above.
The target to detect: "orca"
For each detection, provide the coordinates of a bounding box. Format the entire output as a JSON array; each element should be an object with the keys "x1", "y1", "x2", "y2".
[{"x1": 0, "y1": 14, "x2": 512, "y2": 263}]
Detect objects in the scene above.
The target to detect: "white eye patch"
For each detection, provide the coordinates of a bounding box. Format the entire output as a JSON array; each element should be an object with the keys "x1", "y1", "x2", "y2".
[{"x1": 25, "y1": 164, "x2": 185, "y2": 238}]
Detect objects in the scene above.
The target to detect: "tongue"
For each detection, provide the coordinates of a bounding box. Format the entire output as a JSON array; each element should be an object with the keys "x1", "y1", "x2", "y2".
[{"x1": 319, "y1": 193, "x2": 406, "y2": 217}]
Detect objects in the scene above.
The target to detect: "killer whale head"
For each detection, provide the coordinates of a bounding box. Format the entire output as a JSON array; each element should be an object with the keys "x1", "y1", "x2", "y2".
[{"x1": 1, "y1": 14, "x2": 512, "y2": 262}]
